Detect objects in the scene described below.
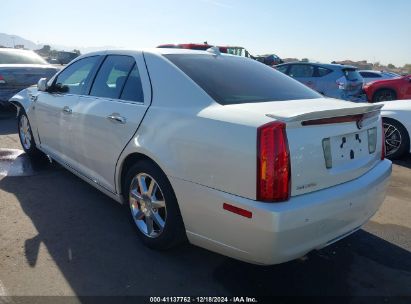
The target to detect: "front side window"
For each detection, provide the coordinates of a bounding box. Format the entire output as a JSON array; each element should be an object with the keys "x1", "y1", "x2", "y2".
[
  {"x1": 54, "y1": 56, "x2": 99, "y2": 95},
  {"x1": 90, "y1": 55, "x2": 135, "y2": 99},
  {"x1": 165, "y1": 54, "x2": 322, "y2": 105},
  {"x1": 289, "y1": 64, "x2": 315, "y2": 78}
]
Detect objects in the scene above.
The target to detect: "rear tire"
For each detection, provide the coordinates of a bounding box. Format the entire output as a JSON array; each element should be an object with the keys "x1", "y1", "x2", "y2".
[
  {"x1": 372, "y1": 89, "x2": 397, "y2": 102},
  {"x1": 17, "y1": 111, "x2": 44, "y2": 160},
  {"x1": 383, "y1": 118, "x2": 410, "y2": 159},
  {"x1": 124, "y1": 160, "x2": 186, "y2": 250}
]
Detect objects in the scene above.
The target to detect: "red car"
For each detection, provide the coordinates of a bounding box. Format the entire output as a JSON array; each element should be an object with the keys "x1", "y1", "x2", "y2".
[{"x1": 364, "y1": 75, "x2": 411, "y2": 102}]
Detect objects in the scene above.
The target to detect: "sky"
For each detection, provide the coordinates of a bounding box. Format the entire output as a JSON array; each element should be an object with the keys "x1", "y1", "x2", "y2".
[{"x1": 1, "y1": 0, "x2": 410, "y2": 66}]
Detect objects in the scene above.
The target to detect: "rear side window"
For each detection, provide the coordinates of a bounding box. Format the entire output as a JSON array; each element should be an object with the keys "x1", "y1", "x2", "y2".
[
  {"x1": 120, "y1": 64, "x2": 144, "y2": 102},
  {"x1": 343, "y1": 68, "x2": 362, "y2": 81},
  {"x1": 165, "y1": 54, "x2": 322, "y2": 105},
  {"x1": 289, "y1": 65, "x2": 315, "y2": 78},
  {"x1": 90, "y1": 55, "x2": 135, "y2": 99},
  {"x1": 316, "y1": 67, "x2": 332, "y2": 77},
  {"x1": 360, "y1": 72, "x2": 381, "y2": 78}
]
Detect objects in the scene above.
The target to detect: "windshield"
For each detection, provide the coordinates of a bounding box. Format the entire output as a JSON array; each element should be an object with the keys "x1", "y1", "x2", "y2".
[
  {"x1": 0, "y1": 49, "x2": 48, "y2": 64},
  {"x1": 343, "y1": 68, "x2": 363, "y2": 81},
  {"x1": 165, "y1": 54, "x2": 322, "y2": 105}
]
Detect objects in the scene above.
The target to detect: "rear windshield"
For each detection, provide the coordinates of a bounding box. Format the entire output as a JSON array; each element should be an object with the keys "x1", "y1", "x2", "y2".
[
  {"x1": 343, "y1": 68, "x2": 362, "y2": 81},
  {"x1": 165, "y1": 54, "x2": 322, "y2": 105},
  {"x1": 0, "y1": 50, "x2": 47, "y2": 65}
]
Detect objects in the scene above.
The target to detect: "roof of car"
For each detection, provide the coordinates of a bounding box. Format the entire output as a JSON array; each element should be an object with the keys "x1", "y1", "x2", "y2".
[
  {"x1": 277, "y1": 61, "x2": 358, "y2": 70},
  {"x1": 73, "y1": 48, "x2": 242, "y2": 60}
]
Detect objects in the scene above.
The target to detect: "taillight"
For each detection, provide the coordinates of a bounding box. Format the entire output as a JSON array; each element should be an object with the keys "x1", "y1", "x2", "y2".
[
  {"x1": 257, "y1": 121, "x2": 290, "y2": 202},
  {"x1": 381, "y1": 119, "x2": 385, "y2": 160},
  {"x1": 0, "y1": 75, "x2": 6, "y2": 84}
]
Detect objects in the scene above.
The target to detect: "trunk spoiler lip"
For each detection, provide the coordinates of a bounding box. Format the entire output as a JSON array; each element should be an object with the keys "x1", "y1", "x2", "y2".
[{"x1": 265, "y1": 104, "x2": 383, "y2": 123}]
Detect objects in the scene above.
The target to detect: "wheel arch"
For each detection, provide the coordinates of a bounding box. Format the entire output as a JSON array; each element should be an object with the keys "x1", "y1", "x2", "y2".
[
  {"x1": 117, "y1": 152, "x2": 167, "y2": 201},
  {"x1": 373, "y1": 87, "x2": 398, "y2": 100},
  {"x1": 383, "y1": 116, "x2": 411, "y2": 154}
]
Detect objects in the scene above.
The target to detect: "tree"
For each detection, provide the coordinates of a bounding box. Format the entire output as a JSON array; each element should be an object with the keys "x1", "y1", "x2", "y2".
[
  {"x1": 387, "y1": 63, "x2": 396, "y2": 69},
  {"x1": 72, "y1": 49, "x2": 81, "y2": 55},
  {"x1": 404, "y1": 64, "x2": 411, "y2": 74}
]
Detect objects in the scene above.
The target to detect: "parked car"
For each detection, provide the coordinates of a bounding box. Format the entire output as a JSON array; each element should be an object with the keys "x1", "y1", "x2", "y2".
[
  {"x1": 255, "y1": 54, "x2": 284, "y2": 66},
  {"x1": 276, "y1": 62, "x2": 365, "y2": 101},
  {"x1": 359, "y1": 70, "x2": 400, "y2": 84},
  {"x1": 0, "y1": 48, "x2": 58, "y2": 108},
  {"x1": 363, "y1": 75, "x2": 411, "y2": 102},
  {"x1": 157, "y1": 43, "x2": 254, "y2": 58},
  {"x1": 379, "y1": 100, "x2": 411, "y2": 159},
  {"x1": 10, "y1": 49, "x2": 391, "y2": 265}
]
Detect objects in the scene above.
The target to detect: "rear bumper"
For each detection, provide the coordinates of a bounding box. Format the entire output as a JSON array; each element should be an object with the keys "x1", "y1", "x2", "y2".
[{"x1": 171, "y1": 159, "x2": 392, "y2": 265}]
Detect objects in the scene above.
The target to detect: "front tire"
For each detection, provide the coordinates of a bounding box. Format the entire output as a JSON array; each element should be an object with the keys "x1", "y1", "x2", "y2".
[
  {"x1": 383, "y1": 118, "x2": 410, "y2": 159},
  {"x1": 124, "y1": 160, "x2": 186, "y2": 250},
  {"x1": 372, "y1": 89, "x2": 397, "y2": 102},
  {"x1": 18, "y1": 111, "x2": 43, "y2": 159}
]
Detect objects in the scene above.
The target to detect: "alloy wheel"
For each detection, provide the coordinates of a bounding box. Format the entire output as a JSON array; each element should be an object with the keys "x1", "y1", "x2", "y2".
[
  {"x1": 19, "y1": 115, "x2": 32, "y2": 150},
  {"x1": 129, "y1": 173, "x2": 167, "y2": 238},
  {"x1": 384, "y1": 122, "x2": 402, "y2": 156}
]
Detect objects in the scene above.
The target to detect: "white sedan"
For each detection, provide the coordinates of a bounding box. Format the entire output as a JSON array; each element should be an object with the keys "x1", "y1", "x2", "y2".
[
  {"x1": 379, "y1": 100, "x2": 411, "y2": 159},
  {"x1": 10, "y1": 48, "x2": 391, "y2": 265}
]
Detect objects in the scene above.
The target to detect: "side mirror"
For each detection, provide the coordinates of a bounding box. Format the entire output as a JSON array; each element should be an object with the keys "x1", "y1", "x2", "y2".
[{"x1": 37, "y1": 78, "x2": 48, "y2": 92}]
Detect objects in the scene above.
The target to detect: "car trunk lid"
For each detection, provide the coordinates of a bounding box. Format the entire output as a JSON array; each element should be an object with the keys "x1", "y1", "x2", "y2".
[
  {"x1": 268, "y1": 100, "x2": 383, "y2": 197},
  {"x1": 221, "y1": 98, "x2": 384, "y2": 198}
]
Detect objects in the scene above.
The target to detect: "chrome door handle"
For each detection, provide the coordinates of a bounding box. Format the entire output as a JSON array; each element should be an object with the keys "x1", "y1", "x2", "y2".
[
  {"x1": 107, "y1": 113, "x2": 126, "y2": 124},
  {"x1": 62, "y1": 106, "x2": 72, "y2": 114}
]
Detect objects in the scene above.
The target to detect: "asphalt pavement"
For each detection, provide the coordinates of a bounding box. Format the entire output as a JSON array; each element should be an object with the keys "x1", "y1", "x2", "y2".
[{"x1": 0, "y1": 108, "x2": 410, "y2": 302}]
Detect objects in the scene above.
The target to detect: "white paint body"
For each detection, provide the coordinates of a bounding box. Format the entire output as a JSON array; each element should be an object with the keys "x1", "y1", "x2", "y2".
[
  {"x1": 10, "y1": 49, "x2": 391, "y2": 265},
  {"x1": 379, "y1": 99, "x2": 411, "y2": 153}
]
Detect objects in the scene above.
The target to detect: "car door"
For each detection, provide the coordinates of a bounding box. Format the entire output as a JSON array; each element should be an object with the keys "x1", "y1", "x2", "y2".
[
  {"x1": 34, "y1": 56, "x2": 101, "y2": 163},
  {"x1": 69, "y1": 53, "x2": 151, "y2": 193},
  {"x1": 288, "y1": 64, "x2": 317, "y2": 91}
]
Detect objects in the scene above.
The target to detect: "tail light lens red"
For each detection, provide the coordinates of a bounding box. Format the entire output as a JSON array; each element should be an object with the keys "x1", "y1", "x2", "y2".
[
  {"x1": 381, "y1": 119, "x2": 386, "y2": 160},
  {"x1": 0, "y1": 75, "x2": 6, "y2": 84},
  {"x1": 257, "y1": 121, "x2": 290, "y2": 202}
]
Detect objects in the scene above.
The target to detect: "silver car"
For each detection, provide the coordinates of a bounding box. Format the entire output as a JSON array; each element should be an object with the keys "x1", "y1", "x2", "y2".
[
  {"x1": 359, "y1": 70, "x2": 400, "y2": 85},
  {"x1": 9, "y1": 49, "x2": 390, "y2": 265},
  {"x1": 276, "y1": 62, "x2": 365, "y2": 101}
]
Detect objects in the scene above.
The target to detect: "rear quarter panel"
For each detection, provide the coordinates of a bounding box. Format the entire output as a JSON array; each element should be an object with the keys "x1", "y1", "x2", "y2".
[{"x1": 116, "y1": 52, "x2": 265, "y2": 200}]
